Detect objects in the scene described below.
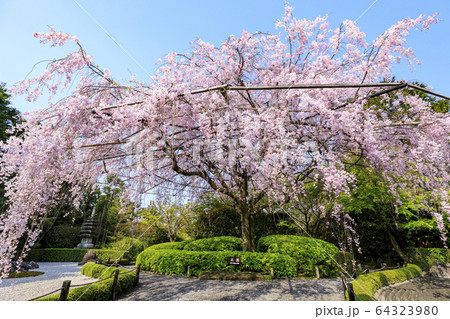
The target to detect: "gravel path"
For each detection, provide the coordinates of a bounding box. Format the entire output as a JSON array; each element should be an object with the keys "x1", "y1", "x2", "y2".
[
  {"x1": 0, "y1": 262, "x2": 98, "y2": 301},
  {"x1": 374, "y1": 276, "x2": 450, "y2": 301},
  {"x1": 118, "y1": 272, "x2": 346, "y2": 301}
]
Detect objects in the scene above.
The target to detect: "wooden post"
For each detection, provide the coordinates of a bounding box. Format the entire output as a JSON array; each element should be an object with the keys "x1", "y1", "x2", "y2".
[
  {"x1": 347, "y1": 283, "x2": 356, "y2": 301},
  {"x1": 315, "y1": 266, "x2": 320, "y2": 279},
  {"x1": 186, "y1": 265, "x2": 190, "y2": 277},
  {"x1": 340, "y1": 273, "x2": 347, "y2": 301},
  {"x1": 135, "y1": 263, "x2": 141, "y2": 286},
  {"x1": 59, "y1": 280, "x2": 71, "y2": 301},
  {"x1": 111, "y1": 269, "x2": 120, "y2": 300},
  {"x1": 270, "y1": 268, "x2": 274, "y2": 277}
]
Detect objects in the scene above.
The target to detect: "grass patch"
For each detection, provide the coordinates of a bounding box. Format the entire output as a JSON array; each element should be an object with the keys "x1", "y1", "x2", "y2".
[{"x1": 8, "y1": 271, "x2": 44, "y2": 279}]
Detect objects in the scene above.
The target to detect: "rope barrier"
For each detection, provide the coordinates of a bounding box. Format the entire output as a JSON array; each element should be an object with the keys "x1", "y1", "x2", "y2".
[
  {"x1": 29, "y1": 288, "x2": 63, "y2": 301},
  {"x1": 27, "y1": 263, "x2": 139, "y2": 301}
]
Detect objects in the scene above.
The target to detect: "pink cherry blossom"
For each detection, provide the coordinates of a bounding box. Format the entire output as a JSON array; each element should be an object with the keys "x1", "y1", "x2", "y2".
[{"x1": 0, "y1": 9, "x2": 448, "y2": 278}]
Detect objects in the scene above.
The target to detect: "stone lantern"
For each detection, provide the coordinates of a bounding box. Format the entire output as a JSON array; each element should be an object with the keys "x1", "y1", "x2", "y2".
[{"x1": 75, "y1": 208, "x2": 98, "y2": 249}]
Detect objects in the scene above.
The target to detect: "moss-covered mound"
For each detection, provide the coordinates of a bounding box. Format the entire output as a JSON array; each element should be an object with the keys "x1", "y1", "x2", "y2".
[{"x1": 349, "y1": 264, "x2": 422, "y2": 301}]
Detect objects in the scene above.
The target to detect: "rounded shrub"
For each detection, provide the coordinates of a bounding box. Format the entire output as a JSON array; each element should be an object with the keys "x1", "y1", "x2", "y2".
[
  {"x1": 183, "y1": 236, "x2": 242, "y2": 252},
  {"x1": 257, "y1": 235, "x2": 340, "y2": 277},
  {"x1": 108, "y1": 237, "x2": 144, "y2": 260},
  {"x1": 136, "y1": 248, "x2": 296, "y2": 278}
]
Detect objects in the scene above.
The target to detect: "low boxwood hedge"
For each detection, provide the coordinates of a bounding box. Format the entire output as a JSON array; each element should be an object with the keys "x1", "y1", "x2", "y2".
[
  {"x1": 36, "y1": 262, "x2": 136, "y2": 301},
  {"x1": 349, "y1": 264, "x2": 422, "y2": 301},
  {"x1": 257, "y1": 235, "x2": 340, "y2": 277},
  {"x1": 183, "y1": 236, "x2": 242, "y2": 252},
  {"x1": 406, "y1": 248, "x2": 450, "y2": 271},
  {"x1": 136, "y1": 249, "x2": 297, "y2": 278},
  {"x1": 24, "y1": 248, "x2": 130, "y2": 263}
]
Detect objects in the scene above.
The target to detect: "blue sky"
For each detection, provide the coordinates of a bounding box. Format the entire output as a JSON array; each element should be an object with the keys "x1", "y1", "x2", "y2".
[{"x1": 1, "y1": 0, "x2": 449, "y2": 113}]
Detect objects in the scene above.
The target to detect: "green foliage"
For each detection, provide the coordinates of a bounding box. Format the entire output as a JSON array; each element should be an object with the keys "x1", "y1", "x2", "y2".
[
  {"x1": 36, "y1": 262, "x2": 136, "y2": 301},
  {"x1": 108, "y1": 237, "x2": 144, "y2": 260},
  {"x1": 37, "y1": 224, "x2": 81, "y2": 248},
  {"x1": 0, "y1": 84, "x2": 20, "y2": 142},
  {"x1": 183, "y1": 236, "x2": 242, "y2": 252},
  {"x1": 334, "y1": 251, "x2": 355, "y2": 273},
  {"x1": 257, "y1": 235, "x2": 340, "y2": 277},
  {"x1": 172, "y1": 239, "x2": 196, "y2": 250},
  {"x1": 192, "y1": 201, "x2": 241, "y2": 238},
  {"x1": 406, "y1": 248, "x2": 450, "y2": 271},
  {"x1": 349, "y1": 264, "x2": 422, "y2": 301},
  {"x1": 25, "y1": 248, "x2": 87, "y2": 262},
  {"x1": 0, "y1": 84, "x2": 21, "y2": 211},
  {"x1": 24, "y1": 248, "x2": 130, "y2": 263},
  {"x1": 136, "y1": 225, "x2": 171, "y2": 248},
  {"x1": 190, "y1": 193, "x2": 300, "y2": 242},
  {"x1": 145, "y1": 242, "x2": 180, "y2": 251},
  {"x1": 136, "y1": 249, "x2": 297, "y2": 278}
]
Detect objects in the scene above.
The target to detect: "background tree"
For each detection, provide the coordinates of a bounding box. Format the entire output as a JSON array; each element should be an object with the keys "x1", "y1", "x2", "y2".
[
  {"x1": 1, "y1": 9, "x2": 449, "y2": 276},
  {"x1": 146, "y1": 199, "x2": 194, "y2": 242},
  {"x1": 0, "y1": 83, "x2": 20, "y2": 212}
]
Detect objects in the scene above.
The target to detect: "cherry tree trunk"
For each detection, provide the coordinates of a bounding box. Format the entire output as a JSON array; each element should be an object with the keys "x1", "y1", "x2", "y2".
[{"x1": 238, "y1": 205, "x2": 256, "y2": 252}]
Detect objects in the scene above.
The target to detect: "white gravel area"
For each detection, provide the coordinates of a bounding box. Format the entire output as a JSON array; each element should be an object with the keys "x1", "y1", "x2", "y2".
[{"x1": 0, "y1": 262, "x2": 98, "y2": 301}]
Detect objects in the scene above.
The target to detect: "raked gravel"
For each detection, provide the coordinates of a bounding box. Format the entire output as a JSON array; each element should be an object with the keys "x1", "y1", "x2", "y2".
[{"x1": 0, "y1": 262, "x2": 98, "y2": 301}]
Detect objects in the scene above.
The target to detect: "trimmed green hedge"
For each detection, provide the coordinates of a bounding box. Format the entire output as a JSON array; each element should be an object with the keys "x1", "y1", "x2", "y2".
[
  {"x1": 349, "y1": 264, "x2": 422, "y2": 301},
  {"x1": 406, "y1": 248, "x2": 450, "y2": 271},
  {"x1": 257, "y1": 235, "x2": 340, "y2": 277},
  {"x1": 36, "y1": 262, "x2": 136, "y2": 301},
  {"x1": 183, "y1": 236, "x2": 242, "y2": 252},
  {"x1": 136, "y1": 249, "x2": 296, "y2": 278},
  {"x1": 24, "y1": 248, "x2": 130, "y2": 263}
]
